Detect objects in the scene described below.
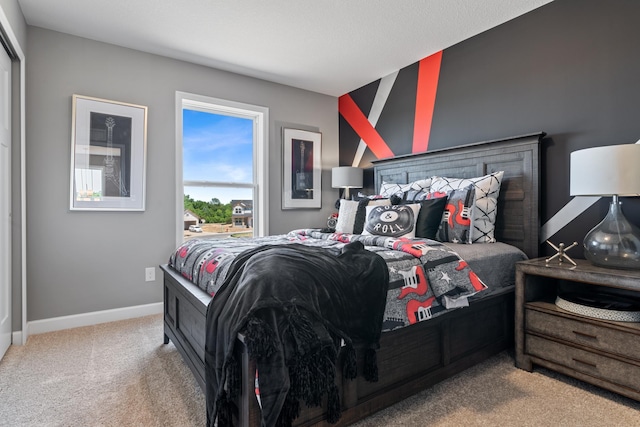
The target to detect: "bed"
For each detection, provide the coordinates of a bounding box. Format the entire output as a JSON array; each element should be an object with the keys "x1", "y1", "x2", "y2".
[{"x1": 161, "y1": 132, "x2": 544, "y2": 426}]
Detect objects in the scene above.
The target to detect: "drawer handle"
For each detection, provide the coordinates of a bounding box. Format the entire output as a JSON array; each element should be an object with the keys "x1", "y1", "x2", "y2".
[
  {"x1": 572, "y1": 330, "x2": 597, "y2": 340},
  {"x1": 572, "y1": 358, "x2": 597, "y2": 369}
]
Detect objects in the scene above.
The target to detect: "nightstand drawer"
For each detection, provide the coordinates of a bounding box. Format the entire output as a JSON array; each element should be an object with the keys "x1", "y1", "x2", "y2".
[
  {"x1": 526, "y1": 335, "x2": 640, "y2": 392},
  {"x1": 525, "y1": 307, "x2": 640, "y2": 362}
]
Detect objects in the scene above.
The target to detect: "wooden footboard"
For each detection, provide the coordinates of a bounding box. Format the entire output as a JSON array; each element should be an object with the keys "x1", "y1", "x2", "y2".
[
  {"x1": 284, "y1": 290, "x2": 514, "y2": 427},
  {"x1": 161, "y1": 264, "x2": 514, "y2": 426},
  {"x1": 162, "y1": 264, "x2": 209, "y2": 390}
]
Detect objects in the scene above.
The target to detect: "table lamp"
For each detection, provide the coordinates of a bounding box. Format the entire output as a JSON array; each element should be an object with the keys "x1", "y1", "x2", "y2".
[
  {"x1": 331, "y1": 166, "x2": 363, "y2": 200},
  {"x1": 570, "y1": 144, "x2": 640, "y2": 269}
]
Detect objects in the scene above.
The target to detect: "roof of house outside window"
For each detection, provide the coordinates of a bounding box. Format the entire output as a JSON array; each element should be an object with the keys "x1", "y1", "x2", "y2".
[
  {"x1": 230, "y1": 200, "x2": 253, "y2": 209},
  {"x1": 184, "y1": 209, "x2": 201, "y2": 220}
]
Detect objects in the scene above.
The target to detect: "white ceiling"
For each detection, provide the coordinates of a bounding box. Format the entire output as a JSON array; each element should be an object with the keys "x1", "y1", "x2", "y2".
[{"x1": 18, "y1": 0, "x2": 553, "y2": 97}]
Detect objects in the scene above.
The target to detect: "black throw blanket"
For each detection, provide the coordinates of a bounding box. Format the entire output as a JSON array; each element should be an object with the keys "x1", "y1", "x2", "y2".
[{"x1": 205, "y1": 242, "x2": 389, "y2": 427}]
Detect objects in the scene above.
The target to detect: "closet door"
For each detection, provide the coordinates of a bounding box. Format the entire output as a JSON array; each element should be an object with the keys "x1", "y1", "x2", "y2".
[{"x1": 0, "y1": 43, "x2": 12, "y2": 360}]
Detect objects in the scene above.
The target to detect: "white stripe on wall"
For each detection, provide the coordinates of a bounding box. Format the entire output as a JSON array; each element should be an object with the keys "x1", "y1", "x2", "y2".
[
  {"x1": 352, "y1": 71, "x2": 399, "y2": 167},
  {"x1": 540, "y1": 196, "x2": 600, "y2": 242}
]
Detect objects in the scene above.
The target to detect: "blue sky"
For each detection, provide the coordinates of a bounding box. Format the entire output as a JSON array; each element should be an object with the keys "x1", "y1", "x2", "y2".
[{"x1": 183, "y1": 109, "x2": 253, "y2": 204}]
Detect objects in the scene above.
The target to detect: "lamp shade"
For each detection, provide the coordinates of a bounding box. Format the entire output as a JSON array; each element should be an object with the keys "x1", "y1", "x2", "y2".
[
  {"x1": 570, "y1": 144, "x2": 640, "y2": 196},
  {"x1": 331, "y1": 167, "x2": 363, "y2": 189}
]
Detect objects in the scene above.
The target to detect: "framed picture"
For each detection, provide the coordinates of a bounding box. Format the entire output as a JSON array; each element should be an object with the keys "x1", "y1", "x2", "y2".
[
  {"x1": 69, "y1": 94, "x2": 148, "y2": 211},
  {"x1": 282, "y1": 128, "x2": 322, "y2": 209}
]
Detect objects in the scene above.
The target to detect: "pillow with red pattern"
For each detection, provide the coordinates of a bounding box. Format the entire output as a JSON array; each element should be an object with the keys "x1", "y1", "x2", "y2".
[
  {"x1": 427, "y1": 185, "x2": 475, "y2": 244},
  {"x1": 430, "y1": 171, "x2": 504, "y2": 243}
]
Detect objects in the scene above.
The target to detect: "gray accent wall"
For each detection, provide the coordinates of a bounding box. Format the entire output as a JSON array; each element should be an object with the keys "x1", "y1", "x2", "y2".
[
  {"x1": 25, "y1": 27, "x2": 338, "y2": 321},
  {"x1": 339, "y1": 0, "x2": 640, "y2": 258}
]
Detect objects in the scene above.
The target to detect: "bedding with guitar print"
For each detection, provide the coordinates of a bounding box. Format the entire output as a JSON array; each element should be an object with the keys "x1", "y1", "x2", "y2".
[{"x1": 169, "y1": 229, "x2": 487, "y2": 331}]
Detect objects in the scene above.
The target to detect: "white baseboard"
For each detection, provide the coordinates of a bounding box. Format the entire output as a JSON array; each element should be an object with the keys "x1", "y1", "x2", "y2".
[
  {"x1": 26, "y1": 302, "x2": 163, "y2": 336},
  {"x1": 12, "y1": 330, "x2": 24, "y2": 345}
]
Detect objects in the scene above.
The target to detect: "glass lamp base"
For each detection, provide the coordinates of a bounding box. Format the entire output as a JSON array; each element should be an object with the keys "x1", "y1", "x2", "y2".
[{"x1": 583, "y1": 198, "x2": 640, "y2": 269}]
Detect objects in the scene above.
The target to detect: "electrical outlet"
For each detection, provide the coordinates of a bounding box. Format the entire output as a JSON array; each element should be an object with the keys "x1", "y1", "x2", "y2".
[{"x1": 145, "y1": 267, "x2": 156, "y2": 282}]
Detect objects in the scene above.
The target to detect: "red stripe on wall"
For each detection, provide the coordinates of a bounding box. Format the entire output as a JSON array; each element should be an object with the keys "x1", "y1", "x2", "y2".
[
  {"x1": 339, "y1": 94, "x2": 395, "y2": 159},
  {"x1": 413, "y1": 51, "x2": 442, "y2": 153}
]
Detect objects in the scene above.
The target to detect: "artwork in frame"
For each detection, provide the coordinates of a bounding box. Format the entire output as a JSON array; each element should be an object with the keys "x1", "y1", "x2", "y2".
[
  {"x1": 69, "y1": 94, "x2": 148, "y2": 211},
  {"x1": 282, "y1": 128, "x2": 322, "y2": 209}
]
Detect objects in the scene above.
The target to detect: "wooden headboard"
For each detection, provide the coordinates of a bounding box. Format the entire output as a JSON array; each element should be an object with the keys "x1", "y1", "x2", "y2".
[{"x1": 372, "y1": 132, "x2": 544, "y2": 259}]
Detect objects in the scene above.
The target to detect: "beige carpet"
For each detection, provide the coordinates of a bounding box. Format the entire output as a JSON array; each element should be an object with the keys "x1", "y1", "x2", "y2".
[
  {"x1": 0, "y1": 314, "x2": 205, "y2": 427},
  {"x1": 1, "y1": 314, "x2": 639, "y2": 426},
  {"x1": 352, "y1": 351, "x2": 640, "y2": 427}
]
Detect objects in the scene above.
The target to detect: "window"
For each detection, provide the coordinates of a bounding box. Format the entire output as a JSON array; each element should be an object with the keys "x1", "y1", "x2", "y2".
[{"x1": 176, "y1": 92, "x2": 268, "y2": 244}]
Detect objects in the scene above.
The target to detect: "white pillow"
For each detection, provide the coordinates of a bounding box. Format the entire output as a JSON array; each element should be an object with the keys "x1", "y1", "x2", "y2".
[
  {"x1": 335, "y1": 198, "x2": 390, "y2": 234},
  {"x1": 379, "y1": 178, "x2": 432, "y2": 201},
  {"x1": 430, "y1": 171, "x2": 504, "y2": 243},
  {"x1": 362, "y1": 203, "x2": 421, "y2": 239}
]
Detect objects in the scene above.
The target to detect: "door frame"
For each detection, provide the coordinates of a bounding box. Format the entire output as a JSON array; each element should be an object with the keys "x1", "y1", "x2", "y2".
[{"x1": 0, "y1": 6, "x2": 27, "y2": 345}]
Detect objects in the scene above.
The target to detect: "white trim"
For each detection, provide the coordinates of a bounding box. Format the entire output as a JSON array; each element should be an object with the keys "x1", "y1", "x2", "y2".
[
  {"x1": 19, "y1": 34, "x2": 26, "y2": 346},
  {"x1": 0, "y1": 4, "x2": 27, "y2": 345},
  {"x1": 183, "y1": 180, "x2": 254, "y2": 188},
  {"x1": 175, "y1": 93, "x2": 184, "y2": 247},
  {"x1": 11, "y1": 330, "x2": 22, "y2": 345},
  {"x1": 27, "y1": 302, "x2": 163, "y2": 336},
  {"x1": 175, "y1": 91, "x2": 269, "y2": 247}
]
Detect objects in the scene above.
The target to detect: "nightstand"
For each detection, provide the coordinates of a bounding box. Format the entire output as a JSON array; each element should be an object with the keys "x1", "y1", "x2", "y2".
[{"x1": 515, "y1": 258, "x2": 640, "y2": 402}]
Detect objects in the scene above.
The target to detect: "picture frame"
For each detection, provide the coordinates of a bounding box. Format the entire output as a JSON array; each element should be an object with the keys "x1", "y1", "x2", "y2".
[
  {"x1": 69, "y1": 94, "x2": 148, "y2": 211},
  {"x1": 282, "y1": 128, "x2": 322, "y2": 209}
]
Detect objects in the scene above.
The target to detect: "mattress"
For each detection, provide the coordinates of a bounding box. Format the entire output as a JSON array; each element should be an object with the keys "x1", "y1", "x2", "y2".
[
  {"x1": 168, "y1": 229, "x2": 526, "y2": 331},
  {"x1": 446, "y1": 242, "x2": 527, "y2": 297}
]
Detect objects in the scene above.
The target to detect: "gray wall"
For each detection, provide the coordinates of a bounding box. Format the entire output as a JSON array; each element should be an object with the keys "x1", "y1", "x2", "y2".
[{"x1": 26, "y1": 27, "x2": 338, "y2": 321}]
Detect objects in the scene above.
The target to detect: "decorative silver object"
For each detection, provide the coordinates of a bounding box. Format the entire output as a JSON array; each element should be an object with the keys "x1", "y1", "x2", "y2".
[{"x1": 545, "y1": 240, "x2": 578, "y2": 266}]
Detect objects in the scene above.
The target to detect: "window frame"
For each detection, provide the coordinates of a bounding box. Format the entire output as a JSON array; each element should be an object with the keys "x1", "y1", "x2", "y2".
[{"x1": 175, "y1": 92, "x2": 269, "y2": 246}]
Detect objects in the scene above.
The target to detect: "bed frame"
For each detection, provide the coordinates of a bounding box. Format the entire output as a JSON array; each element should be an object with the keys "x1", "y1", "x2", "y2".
[{"x1": 161, "y1": 132, "x2": 544, "y2": 426}]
